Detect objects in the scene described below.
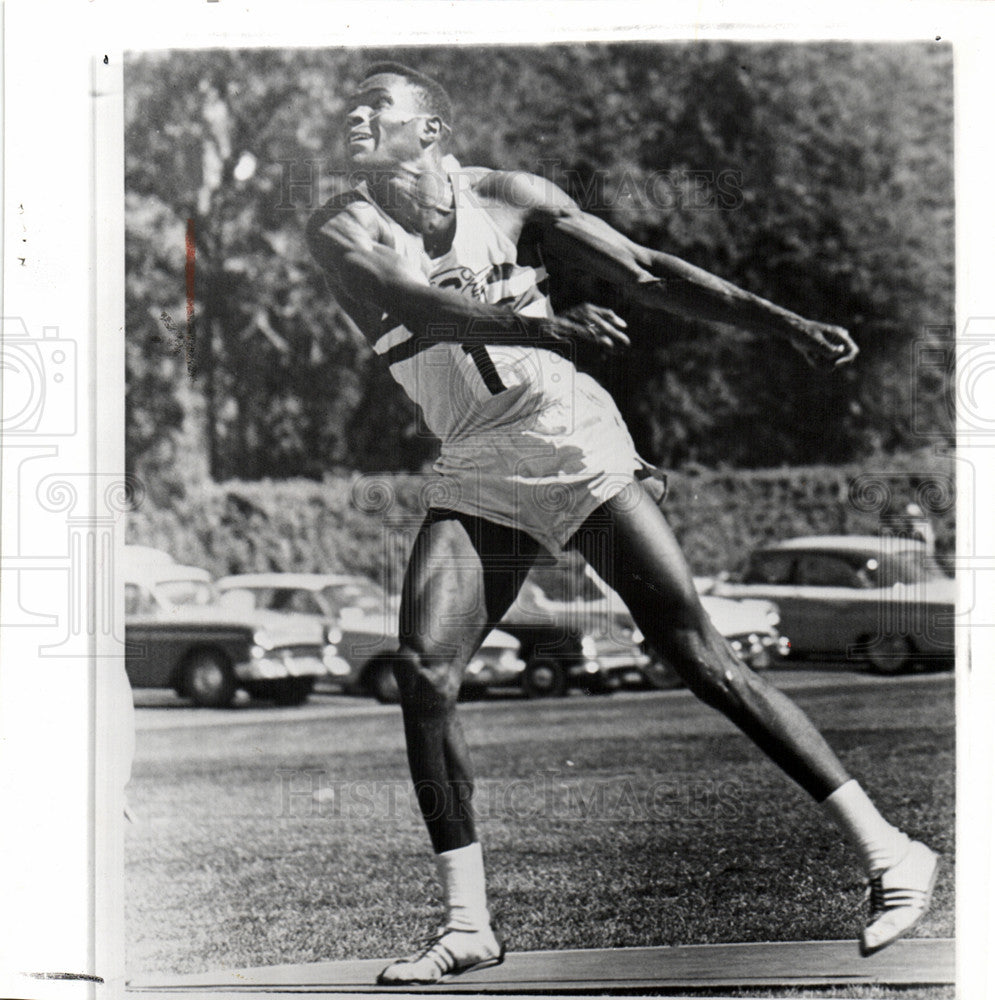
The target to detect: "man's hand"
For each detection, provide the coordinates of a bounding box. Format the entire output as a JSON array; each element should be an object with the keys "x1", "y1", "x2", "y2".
[
  {"x1": 542, "y1": 303, "x2": 631, "y2": 351},
  {"x1": 789, "y1": 319, "x2": 859, "y2": 369}
]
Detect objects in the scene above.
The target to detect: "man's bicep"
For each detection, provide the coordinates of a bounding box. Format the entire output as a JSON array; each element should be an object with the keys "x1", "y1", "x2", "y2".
[
  {"x1": 499, "y1": 172, "x2": 637, "y2": 244},
  {"x1": 539, "y1": 206, "x2": 656, "y2": 286},
  {"x1": 494, "y1": 172, "x2": 657, "y2": 283},
  {"x1": 499, "y1": 171, "x2": 579, "y2": 214},
  {"x1": 548, "y1": 208, "x2": 646, "y2": 258}
]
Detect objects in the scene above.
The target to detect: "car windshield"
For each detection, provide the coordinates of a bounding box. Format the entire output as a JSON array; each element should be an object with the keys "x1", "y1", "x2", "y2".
[
  {"x1": 155, "y1": 579, "x2": 217, "y2": 607},
  {"x1": 743, "y1": 552, "x2": 794, "y2": 585},
  {"x1": 806, "y1": 549, "x2": 949, "y2": 587},
  {"x1": 266, "y1": 588, "x2": 326, "y2": 615},
  {"x1": 321, "y1": 580, "x2": 387, "y2": 615},
  {"x1": 742, "y1": 547, "x2": 949, "y2": 587},
  {"x1": 795, "y1": 553, "x2": 868, "y2": 588}
]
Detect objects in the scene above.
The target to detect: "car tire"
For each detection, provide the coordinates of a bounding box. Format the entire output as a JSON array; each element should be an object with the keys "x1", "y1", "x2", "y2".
[
  {"x1": 181, "y1": 650, "x2": 238, "y2": 708},
  {"x1": 458, "y1": 682, "x2": 488, "y2": 702},
  {"x1": 522, "y1": 657, "x2": 568, "y2": 699},
  {"x1": 641, "y1": 653, "x2": 685, "y2": 690},
  {"x1": 272, "y1": 676, "x2": 316, "y2": 706},
  {"x1": 246, "y1": 677, "x2": 315, "y2": 706},
  {"x1": 366, "y1": 656, "x2": 401, "y2": 704},
  {"x1": 583, "y1": 674, "x2": 614, "y2": 696},
  {"x1": 863, "y1": 634, "x2": 915, "y2": 675}
]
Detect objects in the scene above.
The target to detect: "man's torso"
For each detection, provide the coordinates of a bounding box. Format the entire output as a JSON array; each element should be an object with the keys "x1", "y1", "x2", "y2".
[{"x1": 335, "y1": 169, "x2": 571, "y2": 443}]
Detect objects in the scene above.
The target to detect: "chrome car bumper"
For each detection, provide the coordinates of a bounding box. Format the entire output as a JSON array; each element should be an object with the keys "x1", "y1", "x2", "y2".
[
  {"x1": 728, "y1": 633, "x2": 791, "y2": 670},
  {"x1": 571, "y1": 650, "x2": 651, "y2": 684},
  {"x1": 465, "y1": 651, "x2": 526, "y2": 687},
  {"x1": 235, "y1": 645, "x2": 352, "y2": 682}
]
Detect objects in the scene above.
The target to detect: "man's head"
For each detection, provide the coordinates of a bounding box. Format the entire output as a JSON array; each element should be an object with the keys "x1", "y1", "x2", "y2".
[{"x1": 344, "y1": 62, "x2": 453, "y2": 169}]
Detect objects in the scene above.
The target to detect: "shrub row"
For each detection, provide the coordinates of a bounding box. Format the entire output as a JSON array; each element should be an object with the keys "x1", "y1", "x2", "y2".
[{"x1": 127, "y1": 450, "x2": 955, "y2": 584}]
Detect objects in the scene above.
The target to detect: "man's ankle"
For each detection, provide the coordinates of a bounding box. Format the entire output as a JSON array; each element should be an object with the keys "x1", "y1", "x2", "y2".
[
  {"x1": 436, "y1": 842, "x2": 490, "y2": 933},
  {"x1": 822, "y1": 779, "x2": 911, "y2": 875}
]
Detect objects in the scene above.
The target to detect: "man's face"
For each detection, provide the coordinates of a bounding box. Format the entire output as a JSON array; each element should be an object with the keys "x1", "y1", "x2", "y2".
[{"x1": 343, "y1": 74, "x2": 432, "y2": 168}]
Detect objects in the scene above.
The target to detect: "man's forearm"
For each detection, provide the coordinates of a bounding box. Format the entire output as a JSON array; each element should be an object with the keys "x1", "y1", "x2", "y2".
[
  {"x1": 540, "y1": 209, "x2": 811, "y2": 341},
  {"x1": 378, "y1": 278, "x2": 550, "y2": 348},
  {"x1": 632, "y1": 251, "x2": 809, "y2": 340},
  {"x1": 311, "y1": 217, "x2": 552, "y2": 350},
  {"x1": 331, "y1": 244, "x2": 551, "y2": 348}
]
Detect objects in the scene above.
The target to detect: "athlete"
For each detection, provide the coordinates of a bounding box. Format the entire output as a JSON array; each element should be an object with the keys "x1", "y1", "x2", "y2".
[{"x1": 306, "y1": 63, "x2": 938, "y2": 985}]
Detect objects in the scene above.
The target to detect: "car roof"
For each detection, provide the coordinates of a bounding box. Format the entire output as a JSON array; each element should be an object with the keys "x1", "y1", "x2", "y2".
[
  {"x1": 127, "y1": 563, "x2": 212, "y2": 585},
  {"x1": 760, "y1": 535, "x2": 925, "y2": 554},
  {"x1": 216, "y1": 572, "x2": 372, "y2": 590}
]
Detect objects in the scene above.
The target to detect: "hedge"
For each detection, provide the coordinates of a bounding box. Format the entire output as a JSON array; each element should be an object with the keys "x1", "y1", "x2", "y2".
[{"x1": 126, "y1": 450, "x2": 955, "y2": 585}]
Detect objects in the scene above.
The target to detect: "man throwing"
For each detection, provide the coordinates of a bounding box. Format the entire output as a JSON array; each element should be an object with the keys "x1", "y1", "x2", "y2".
[{"x1": 307, "y1": 62, "x2": 938, "y2": 984}]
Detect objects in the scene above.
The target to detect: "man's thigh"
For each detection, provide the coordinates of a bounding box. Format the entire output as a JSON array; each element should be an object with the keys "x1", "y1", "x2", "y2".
[
  {"x1": 399, "y1": 508, "x2": 539, "y2": 665},
  {"x1": 568, "y1": 484, "x2": 706, "y2": 634}
]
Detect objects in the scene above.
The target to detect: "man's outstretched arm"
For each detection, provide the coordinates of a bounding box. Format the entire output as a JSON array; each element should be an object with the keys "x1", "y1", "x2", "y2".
[{"x1": 505, "y1": 172, "x2": 858, "y2": 368}]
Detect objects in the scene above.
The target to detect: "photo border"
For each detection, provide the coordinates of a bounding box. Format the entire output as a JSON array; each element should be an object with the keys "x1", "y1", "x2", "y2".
[{"x1": 2, "y1": 2, "x2": 993, "y2": 997}]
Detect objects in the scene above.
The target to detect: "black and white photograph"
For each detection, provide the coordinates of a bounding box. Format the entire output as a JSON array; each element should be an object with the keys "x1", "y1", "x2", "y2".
[{"x1": 3, "y1": 4, "x2": 994, "y2": 999}]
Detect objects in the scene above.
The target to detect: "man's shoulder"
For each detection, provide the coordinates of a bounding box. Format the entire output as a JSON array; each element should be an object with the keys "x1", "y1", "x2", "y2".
[
  {"x1": 306, "y1": 188, "x2": 379, "y2": 244},
  {"x1": 470, "y1": 169, "x2": 576, "y2": 217},
  {"x1": 452, "y1": 164, "x2": 493, "y2": 185}
]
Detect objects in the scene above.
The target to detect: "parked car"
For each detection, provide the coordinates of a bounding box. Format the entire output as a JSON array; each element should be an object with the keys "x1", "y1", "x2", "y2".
[
  {"x1": 500, "y1": 580, "x2": 651, "y2": 697},
  {"x1": 706, "y1": 535, "x2": 956, "y2": 673},
  {"x1": 500, "y1": 574, "x2": 789, "y2": 698},
  {"x1": 698, "y1": 592, "x2": 792, "y2": 672},
  {"x1": 124, "y1": 551, "x2": 348, "y2": 707},
  {"x1": 215, "y1": 573, "x2": 525, "y2": 703}
]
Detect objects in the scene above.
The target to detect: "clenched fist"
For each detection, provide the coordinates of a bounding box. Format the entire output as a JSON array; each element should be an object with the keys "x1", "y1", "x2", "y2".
[{"x1": 791, "y1": 319, "x2": 859, "y2": 369}]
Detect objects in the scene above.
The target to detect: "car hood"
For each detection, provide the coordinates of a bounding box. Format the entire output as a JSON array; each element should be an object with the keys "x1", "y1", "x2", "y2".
[
  {"x1": 485, "y1": 628, "x2": 519, "y2": 650},
  {"x1": 336, "y1": 607, "x2": 397, "y2": 637},
  {"x1": 701, "y1": 595, "x2": 777, "y2": 637},
  {"x1": 152, "y1": 605, "x2": 326, "y2": 645},
  {"x1": 333, "y1": 609, "x2": 518, "y2": 650}
]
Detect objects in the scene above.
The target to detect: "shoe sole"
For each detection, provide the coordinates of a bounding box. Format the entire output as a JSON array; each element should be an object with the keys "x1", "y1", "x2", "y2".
[
  {"x1": 377, "y1": 940, "x2": 507, "y2": 986},
  {"x1": 439, "y1": 942, "x2": 507, "y2": 983},
  {"x1": 859, "y1": 850, "x2": 940, "y2": 957}
]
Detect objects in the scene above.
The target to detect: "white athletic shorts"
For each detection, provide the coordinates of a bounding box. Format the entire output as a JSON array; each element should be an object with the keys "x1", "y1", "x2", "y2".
[{"x1": 430, "y1": 372, "x2": 647, "y2": 553}]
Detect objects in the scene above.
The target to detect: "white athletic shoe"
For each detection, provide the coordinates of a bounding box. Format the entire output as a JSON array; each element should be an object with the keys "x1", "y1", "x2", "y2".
[
  {"x1": 377, "y1": 926, "x2": 505, "y2": 985},
  {"x1": 860, "y1": 840, "x2": 939, "y2": 957}
]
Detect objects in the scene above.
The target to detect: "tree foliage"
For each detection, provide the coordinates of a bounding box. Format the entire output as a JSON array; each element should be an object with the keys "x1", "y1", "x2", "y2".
[{"x1": 124, "y1": 41, "x2": 953, "y2": 483}]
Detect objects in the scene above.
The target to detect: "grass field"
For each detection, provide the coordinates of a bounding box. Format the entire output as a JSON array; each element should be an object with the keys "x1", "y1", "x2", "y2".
[{"x1": 125, "y1": 671, "x2": 954, "y2": 996}]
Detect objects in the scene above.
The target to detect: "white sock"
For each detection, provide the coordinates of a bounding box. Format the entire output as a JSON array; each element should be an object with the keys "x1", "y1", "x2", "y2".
[
  {"x1": 435, "y1": 842, "x2": 490, "y2": 932},
  {"x1": 822, "y1": 779, "x2": 911, "y2": 875}
]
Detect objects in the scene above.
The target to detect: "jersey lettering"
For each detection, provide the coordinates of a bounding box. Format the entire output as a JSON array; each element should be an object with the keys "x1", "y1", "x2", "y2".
[
  {"x1": 433, "y1": 265, "x2": 507, "y2": 394},
  {"x1": 433, "y1": 264, "x2": 490, "y2": 300}
]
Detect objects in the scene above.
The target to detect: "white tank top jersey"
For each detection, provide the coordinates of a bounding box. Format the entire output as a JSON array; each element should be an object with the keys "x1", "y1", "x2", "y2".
[
  {"x1": 324, "y1": 167, "x2": 652, "y2": 552},
  {"x1": 369, "y1": 169, "x2": 566, "y2": 444}
]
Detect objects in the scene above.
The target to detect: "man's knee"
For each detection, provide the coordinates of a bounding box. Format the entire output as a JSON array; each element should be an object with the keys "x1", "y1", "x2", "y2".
[
  {"x1": 393, "y1": 645, "x2": 463, "y2": 709},
  {"x1": 665, "y1": 626, "x2": 762, "y2": 709}
]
